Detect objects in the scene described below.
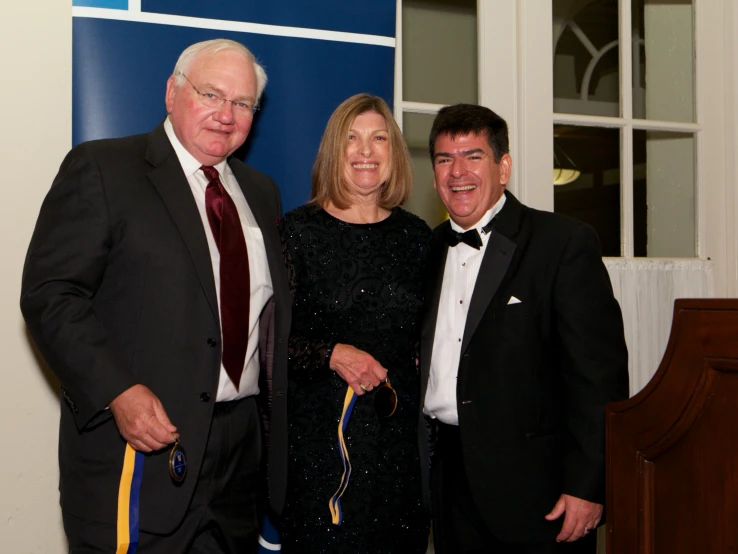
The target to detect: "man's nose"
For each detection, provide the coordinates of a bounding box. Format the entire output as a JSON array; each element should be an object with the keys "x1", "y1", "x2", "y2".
[
  {"x1": 213, "y1": 100, "x2": 235, "y2": 122},
  {"x1": 451, "y1": 157, "x2": 466, "y2": 177}
]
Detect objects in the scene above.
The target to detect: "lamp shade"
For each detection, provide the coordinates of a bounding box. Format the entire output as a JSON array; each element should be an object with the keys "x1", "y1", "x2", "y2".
[{"x1": 553, "y1": 167, "x2": 581, "y2": 185}]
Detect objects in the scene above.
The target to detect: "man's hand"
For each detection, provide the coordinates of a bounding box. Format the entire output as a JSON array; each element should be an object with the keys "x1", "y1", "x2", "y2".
[
  {"x1": 544, "y1": 494, "x2": 603, "y2": 542},
  {"x1": 109, "y1": 384, "x2": 178, "y2": 452},
  {"x1": 328, "y1": 344, "x2": 387, "y2": 396}
]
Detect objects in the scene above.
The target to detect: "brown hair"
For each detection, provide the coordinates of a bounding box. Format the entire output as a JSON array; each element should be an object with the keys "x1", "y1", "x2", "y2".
[
  {"x1": 311, "y1": 93, "x2": 412, "y2": 210},
  {"x1": 429, "y1": 103, "x2": 509, "y2": 162}
]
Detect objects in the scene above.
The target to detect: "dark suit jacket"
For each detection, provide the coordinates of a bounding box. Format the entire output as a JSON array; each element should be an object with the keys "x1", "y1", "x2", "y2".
[
  {"x1": 419, "y1": 191, "x2": 629, "y2": 543},
  {"x1": 20, "y1": 123, "x2": 291, "y2": 533}
]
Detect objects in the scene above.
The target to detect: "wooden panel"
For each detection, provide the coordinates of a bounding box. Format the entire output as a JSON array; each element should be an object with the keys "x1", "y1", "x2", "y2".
[{"x1": 607, "y1": 299, "x2": 738, "y2": 554}]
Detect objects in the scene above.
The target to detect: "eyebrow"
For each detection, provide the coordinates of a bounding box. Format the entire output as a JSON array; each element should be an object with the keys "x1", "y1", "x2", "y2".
[
  {"x1": 433, "y1": 148, "x2": 486, "y2": 159},
  {"x1": 200, "y1": 82, "x2": 255, "y2": 102}
]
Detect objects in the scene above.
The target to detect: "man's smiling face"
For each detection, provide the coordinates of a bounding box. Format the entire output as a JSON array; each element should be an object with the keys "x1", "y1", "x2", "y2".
[{"x1": 433, "y1": 132, "x2": 512, "y2": 229}]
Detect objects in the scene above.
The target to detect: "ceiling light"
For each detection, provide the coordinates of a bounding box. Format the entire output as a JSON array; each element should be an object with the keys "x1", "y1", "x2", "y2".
[{"x1": 553, "y1": 143, "x2": 581, "y2": 186}]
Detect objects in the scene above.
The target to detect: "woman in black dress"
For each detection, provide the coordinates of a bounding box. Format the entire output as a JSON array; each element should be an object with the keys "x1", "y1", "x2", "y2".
[{"x1": 279, "y1": 94, "x2": 431, "y2": 553}]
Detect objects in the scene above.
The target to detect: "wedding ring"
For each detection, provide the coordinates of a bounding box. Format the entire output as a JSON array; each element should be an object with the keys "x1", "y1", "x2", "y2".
[{"x1": 359, "y1": 383, "x2": 368, "y2": 392}]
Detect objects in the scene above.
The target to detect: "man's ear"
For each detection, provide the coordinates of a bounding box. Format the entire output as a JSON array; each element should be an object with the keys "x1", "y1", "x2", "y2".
[
  {"x1": 165, "y1": 76, "x2": 177, "y2": 114},
  {"x1": 499, "y1": 153, "x2": 512, "y2": 185}
]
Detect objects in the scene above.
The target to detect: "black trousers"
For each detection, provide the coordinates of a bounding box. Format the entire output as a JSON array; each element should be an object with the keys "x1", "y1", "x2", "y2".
[
  {"x1": 431, "y1": 423, "x2": 597, "y2": 554},
  {"x1": 64, "y1": 397, "x2": 263, "y2": 554}
]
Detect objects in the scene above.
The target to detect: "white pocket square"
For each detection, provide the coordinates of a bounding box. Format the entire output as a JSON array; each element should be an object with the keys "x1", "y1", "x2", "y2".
[{"x1": 507, "y1": 296, "x2": 522, "y2": 305}]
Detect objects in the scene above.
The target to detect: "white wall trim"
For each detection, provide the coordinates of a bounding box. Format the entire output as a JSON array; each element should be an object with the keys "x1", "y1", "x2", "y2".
[
  {"x1": 72, "y1": 7, "x2": 396, "y2": 47},
  {"x1": 394, "y1": 0, "x2": 404, "y2": 127},
  {"x1": 725, "y1": 0, "x2": 738, "y2": 296},
  {"x1": 698, "y1": 0, "x2": 734, "y2": 295},
  {"x1": 618, "y1": 0, "x2": 634, "y2": 257},
  {"x1": 694, "y1": 0, "x2": 706, "y2": 261},
  {"x1": 478, "y1": 0, "x2": 519, "y2": 195},
  {"x1": 400, "y1": 101, "x2": 446, "y2": 115},
  {"x1": 514, "y1": 0, "x2": 553, "y2": 209}
]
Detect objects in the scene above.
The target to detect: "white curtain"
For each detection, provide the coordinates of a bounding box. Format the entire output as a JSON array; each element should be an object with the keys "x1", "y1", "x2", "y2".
[{"x1": 604, "y1": 259, "x2": 714, "y2": 395}]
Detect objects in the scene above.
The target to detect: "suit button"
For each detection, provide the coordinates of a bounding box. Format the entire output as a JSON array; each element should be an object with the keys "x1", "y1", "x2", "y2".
[
  {"x1": 200, "y1": 392, "x2": 210, "y2": 402},
  {"x1": 207, "y1": 338, "x2": 217, "y2": 347}
]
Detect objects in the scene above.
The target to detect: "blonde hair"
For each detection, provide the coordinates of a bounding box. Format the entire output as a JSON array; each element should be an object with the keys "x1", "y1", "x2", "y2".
[
  {"x1": 172, "y1": 38, "x2": 268, "y2": 102},
  {"x1": 311, "y1": 94, "x2": 412, "y2": 210}
]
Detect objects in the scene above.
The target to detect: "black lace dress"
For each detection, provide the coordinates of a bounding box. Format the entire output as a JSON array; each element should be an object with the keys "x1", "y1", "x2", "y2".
[{"x1": 278, "y1": 205, "x2": 432, "y2": 554}]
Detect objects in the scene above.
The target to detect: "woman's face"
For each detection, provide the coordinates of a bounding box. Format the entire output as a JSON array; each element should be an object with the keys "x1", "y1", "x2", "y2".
[{"x1": 343, "y1": 111, "x2": 391, "y2": 201}]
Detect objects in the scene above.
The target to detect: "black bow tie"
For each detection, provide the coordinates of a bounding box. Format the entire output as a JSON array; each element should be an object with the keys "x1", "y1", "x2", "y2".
[{"x1": 444, "y1": 217, "x2": 497, "y2": 250}]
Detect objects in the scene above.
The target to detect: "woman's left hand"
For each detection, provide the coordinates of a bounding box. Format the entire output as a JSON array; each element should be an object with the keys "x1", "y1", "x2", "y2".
[{"x1": 328, "y1": 343, "x2": 387, "y2": 395}]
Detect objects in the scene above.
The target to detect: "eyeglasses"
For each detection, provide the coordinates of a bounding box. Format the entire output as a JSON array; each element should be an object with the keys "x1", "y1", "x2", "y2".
[
  {"x1": 179, "y1": 72, "x2": 259, "y2": 115},
  {"x1": 374, "y1": 377, "x2": 397, "y2": 418}
]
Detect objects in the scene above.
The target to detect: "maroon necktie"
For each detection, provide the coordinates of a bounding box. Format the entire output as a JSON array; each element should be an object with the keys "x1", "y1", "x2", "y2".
[{"x1": 202, "y1": 165, "x2": 250, "y2": 390}]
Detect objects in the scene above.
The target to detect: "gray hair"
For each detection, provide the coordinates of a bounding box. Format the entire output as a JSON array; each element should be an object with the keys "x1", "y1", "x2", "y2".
[{"x1": 172, "y1": 38, "x2": 268, "y2": 102}]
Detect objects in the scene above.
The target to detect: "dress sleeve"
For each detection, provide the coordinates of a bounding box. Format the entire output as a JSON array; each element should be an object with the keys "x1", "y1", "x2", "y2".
[{"x1": 280, "y1": 215, "x2": 336, "y2": 379}]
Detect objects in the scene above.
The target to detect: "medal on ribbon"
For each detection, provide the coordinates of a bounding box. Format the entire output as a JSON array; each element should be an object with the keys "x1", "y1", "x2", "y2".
[
  {"x1": 374, "y1": 376, "x2": 398, "y2": 418},
  {"x1": 169, "y1": 439, "x2": 187, "y2": 483}
]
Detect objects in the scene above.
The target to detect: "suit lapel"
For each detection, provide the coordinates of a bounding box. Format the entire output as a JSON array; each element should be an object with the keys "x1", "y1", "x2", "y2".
[
  {"x1": 420, "y1": 225, "x2": 450, "y2": 399},
  {"x1": 461, "y1": 232, "x2": 515, "y2": 353},
  {"x1": 461, "y1": 191, "x2": 523, "y2": 354},
  {"x1": 145, "y1": 124, "x2": 219, "y2": 323}
]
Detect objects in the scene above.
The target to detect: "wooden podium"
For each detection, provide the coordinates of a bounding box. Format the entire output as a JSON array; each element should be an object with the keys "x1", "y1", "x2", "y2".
[{"x1": 606, "y1": 299, "x2": 738, "y2": 553}]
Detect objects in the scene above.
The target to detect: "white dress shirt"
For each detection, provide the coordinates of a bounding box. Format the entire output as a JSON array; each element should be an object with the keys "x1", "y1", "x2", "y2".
[
  {"x1": 424, "y1": 194, "x2": 507, "y2": 425},
  {"x1": 164, "y1": 118, "x2": 273, "y2": 401}
]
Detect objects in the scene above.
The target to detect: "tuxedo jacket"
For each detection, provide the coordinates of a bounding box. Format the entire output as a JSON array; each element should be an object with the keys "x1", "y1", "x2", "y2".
[
  {"x1": 419, "y1": 191, "x2": 629, "y2": 543},
  {"x1": 21, "y1": 123, "x2": 291, "y2": 533}
]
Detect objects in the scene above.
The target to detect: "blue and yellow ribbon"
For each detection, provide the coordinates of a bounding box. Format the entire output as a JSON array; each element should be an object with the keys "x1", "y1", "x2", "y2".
[
  {"x1": 116, "y1": 444, "x2": 144, "y2": 554},
  {"x1": 328, "y1": 387, "x2": 357, "y2": 525}
]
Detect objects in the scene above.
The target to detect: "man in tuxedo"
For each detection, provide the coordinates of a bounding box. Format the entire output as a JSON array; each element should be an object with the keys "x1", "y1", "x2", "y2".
[
  {"x1": 21, "y1": 39, "x2": 290, "y2": 553},
  {"x1": 420, "y1": 104, "x2": 629, "y2": 554}
]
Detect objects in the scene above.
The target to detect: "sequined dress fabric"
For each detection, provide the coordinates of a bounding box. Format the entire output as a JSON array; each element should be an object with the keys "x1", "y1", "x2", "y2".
[{"x1": 279, "y1": 205, "x2": 431, "y2": 553}]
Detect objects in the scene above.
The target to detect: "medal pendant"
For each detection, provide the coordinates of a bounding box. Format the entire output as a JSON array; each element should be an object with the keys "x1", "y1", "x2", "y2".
[
  {"x1": 169, "y1": 439, "x2": 188, "y2": 483},
  {"x1": 374, "y1": 377, "x2": 398, "y2": 418}
]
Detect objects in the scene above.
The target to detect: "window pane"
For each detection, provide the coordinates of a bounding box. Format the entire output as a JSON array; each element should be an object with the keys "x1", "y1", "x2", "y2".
[
  {"x1": 402, "y1": 0, "x2": 477, "y2": 105},
  {"x1": 633, "y1": 130, "x2": 695, "y2": 257},
  {"x1": 403, "y1": 112, "x2": 447, "y2": 227},
  {"x1": 553, "y1": 125, "x2": 621, "y2": 257},
  {"x1": 632, "y1": 0, "x2": 695, "y2": 122},
  {"x1": 553, "y1": 0, "x2": 619, "y2": 117}
]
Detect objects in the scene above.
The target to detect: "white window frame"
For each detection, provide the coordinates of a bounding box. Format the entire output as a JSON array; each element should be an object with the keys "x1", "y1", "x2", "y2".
[{"x1": 394, "y1": 0, "x2": 737, "y2": 296}]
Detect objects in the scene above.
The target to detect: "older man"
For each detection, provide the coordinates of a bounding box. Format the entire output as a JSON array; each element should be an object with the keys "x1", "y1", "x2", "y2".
[
  {"x1": 420, "y1": 104, "x2": 629, "y2": 554},
  {"x1": 21, "y1": 39, "x2": 290, "y2": 553}
]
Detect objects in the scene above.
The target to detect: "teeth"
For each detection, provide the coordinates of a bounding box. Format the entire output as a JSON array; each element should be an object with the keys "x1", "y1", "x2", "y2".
[
  {"x1": 352, "y1": 163, "x2": 378, "y2": 169},
  {"x1": 451, "y1": 185, "x2": 476, "y2": 192}
]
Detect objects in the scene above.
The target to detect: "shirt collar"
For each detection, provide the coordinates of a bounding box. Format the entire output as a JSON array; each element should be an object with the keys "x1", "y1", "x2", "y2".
[
  {"x1": 164, "y1": 117, "x2": 229, "y2": 179},
  {"x1": 449, "y1": 192, "x2": 507, "y2": 235}
]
